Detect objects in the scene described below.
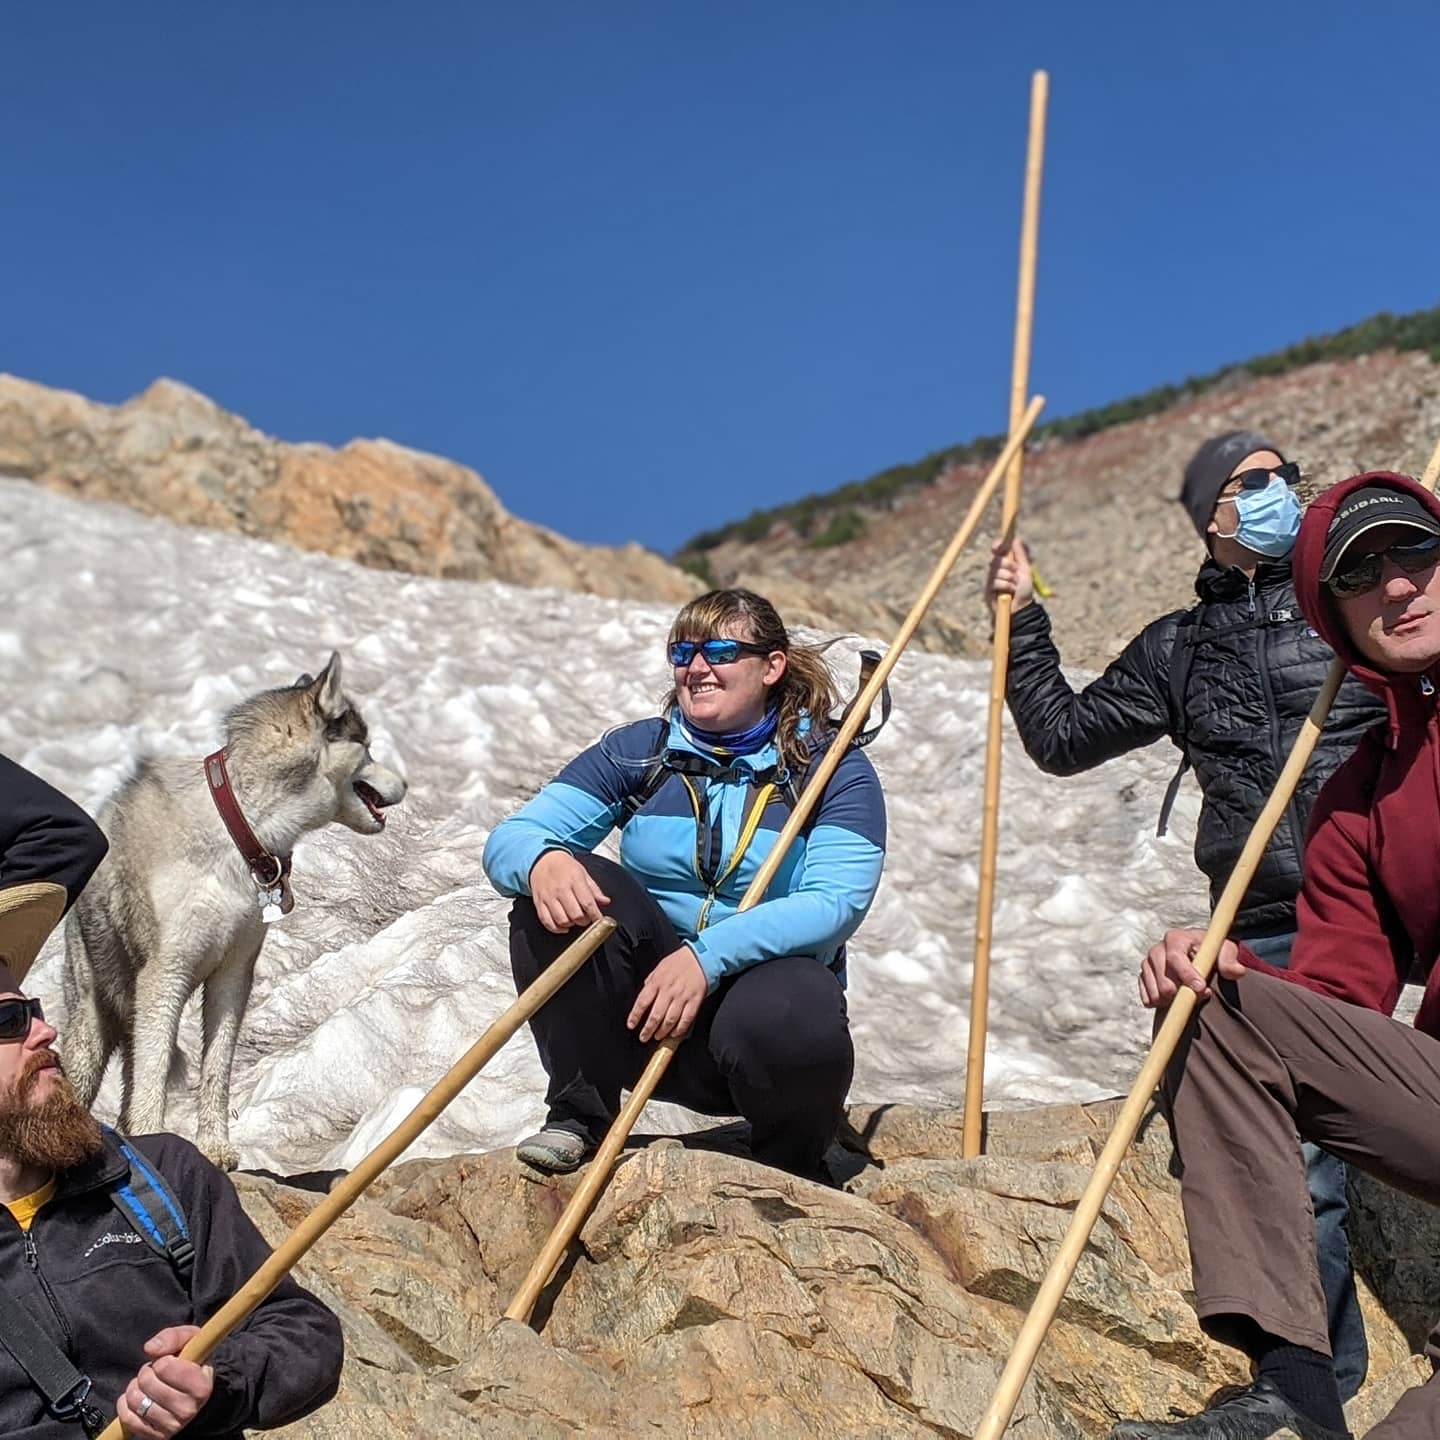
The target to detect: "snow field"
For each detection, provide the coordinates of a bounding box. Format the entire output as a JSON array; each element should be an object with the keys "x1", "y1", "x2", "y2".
[{"x1": 0, "y1": 480, "x2": 1208, "y2": 1172}]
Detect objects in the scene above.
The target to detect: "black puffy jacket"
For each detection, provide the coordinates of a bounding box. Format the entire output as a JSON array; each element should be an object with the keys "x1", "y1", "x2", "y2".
[{"x1": 1004, "y1": 557, "x2": 1386, "y2": 938}]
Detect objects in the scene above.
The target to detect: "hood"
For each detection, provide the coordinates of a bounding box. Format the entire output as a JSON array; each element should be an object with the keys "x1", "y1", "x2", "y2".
[{"x1": 1293, "y1": 470, "x2": 1440, "y2": 733}]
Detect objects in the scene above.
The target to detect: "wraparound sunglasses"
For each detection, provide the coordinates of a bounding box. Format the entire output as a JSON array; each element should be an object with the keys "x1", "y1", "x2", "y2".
[
  {"x1": 1328, "y1": 534, "x2": 1440, "y2": 598},
  {"x1": 668, "y1": 638, "x2": 773, "y2": 667}
]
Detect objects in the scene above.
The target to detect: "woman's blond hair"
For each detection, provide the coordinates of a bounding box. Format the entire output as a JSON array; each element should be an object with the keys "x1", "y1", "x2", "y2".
[{"x1": 663, "y1": 589, "x2": 837, "y2": 775}]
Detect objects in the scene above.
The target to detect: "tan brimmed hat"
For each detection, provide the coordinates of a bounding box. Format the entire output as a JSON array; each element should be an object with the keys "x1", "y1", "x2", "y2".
[{"x1": 0, "y1": 882, "x2": 67, "y2": 989}]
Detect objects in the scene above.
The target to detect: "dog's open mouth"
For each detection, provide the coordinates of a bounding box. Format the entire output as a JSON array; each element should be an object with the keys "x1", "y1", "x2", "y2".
[{"x1": 353, "y1": 781, "x2": 390, "y2": 827}]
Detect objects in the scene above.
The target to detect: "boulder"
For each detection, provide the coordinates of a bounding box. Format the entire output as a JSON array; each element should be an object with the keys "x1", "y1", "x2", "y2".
[{"x1": 228, "y1": 1099, "x2": 1437, "y2": 1436}]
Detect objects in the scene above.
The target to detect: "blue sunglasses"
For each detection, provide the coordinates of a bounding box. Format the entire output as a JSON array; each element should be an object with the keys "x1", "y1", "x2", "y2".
[{"x1": 668, "y1": 638, "x2": 773, "y2": 667}]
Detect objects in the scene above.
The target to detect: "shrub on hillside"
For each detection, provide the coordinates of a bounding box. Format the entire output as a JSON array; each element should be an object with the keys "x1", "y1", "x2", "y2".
[{"x1": 809, "y1": 508, "x2": 866, "y2": 548}]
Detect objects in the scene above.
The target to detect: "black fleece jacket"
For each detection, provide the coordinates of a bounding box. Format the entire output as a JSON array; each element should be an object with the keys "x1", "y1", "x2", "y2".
[
  {"x1": 0, "y1": 1131, "x2": 342, "y2": 1438},
  {"x1": 1003, "y1": 557, "x2": 1386, "y2": 937}
]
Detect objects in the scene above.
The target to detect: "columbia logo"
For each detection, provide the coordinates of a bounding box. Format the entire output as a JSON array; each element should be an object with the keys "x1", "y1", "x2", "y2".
[{"x1": 83, "y1": 1231, "x2": 143, "y2": 1260}]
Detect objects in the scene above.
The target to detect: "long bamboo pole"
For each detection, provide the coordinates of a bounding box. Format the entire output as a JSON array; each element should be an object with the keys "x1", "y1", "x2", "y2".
[
  {"x1": 99, "y1": 917, "x2": 617, "y2": 1440},
  {"x1": 503, "y1": 393, "x2": 1049, "y2": 1326},
  {"x1": 973, "y1": 440, "x2": 1440, "y2": 1438},
  {"x1": 963, "y1": 69, "x2": 1049, "y2": 1159}
]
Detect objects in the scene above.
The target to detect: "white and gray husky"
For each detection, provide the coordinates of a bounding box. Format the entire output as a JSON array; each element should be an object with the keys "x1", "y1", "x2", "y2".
[{"x1": 62, "y1": 653, "x2": 406, "y2": 1168}]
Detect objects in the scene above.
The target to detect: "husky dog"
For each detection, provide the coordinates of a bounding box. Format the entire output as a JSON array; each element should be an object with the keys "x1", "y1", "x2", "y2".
[{"x1": 62, "y1": 653, "x2": 406, "y2": 1168}]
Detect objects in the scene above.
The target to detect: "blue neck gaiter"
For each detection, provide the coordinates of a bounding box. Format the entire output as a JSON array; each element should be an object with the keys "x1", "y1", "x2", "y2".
[{"x1": 680, "y1": 708, "x2": 779, "y2": 757}]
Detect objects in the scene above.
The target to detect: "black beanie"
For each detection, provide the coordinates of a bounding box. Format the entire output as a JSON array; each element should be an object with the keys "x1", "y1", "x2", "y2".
[{"x1": 1179, "y1": 430, "x2": 1286, "y2": 538}]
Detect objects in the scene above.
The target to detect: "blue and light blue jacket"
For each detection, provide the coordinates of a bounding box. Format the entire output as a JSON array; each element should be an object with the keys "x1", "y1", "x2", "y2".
[{"x1": 482, "y1": 713, "x2": 887, "y2": 990}]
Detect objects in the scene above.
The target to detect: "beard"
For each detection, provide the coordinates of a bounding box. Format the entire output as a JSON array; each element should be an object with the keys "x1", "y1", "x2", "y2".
[{"x1": 0, "y1": 1054, "x2": 104, "y2": 1172}]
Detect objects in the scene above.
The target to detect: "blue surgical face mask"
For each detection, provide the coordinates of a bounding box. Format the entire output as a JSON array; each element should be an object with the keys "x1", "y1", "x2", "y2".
[{"x1": 1214, "y1": 476, "x2": 1303, "y2": 558}]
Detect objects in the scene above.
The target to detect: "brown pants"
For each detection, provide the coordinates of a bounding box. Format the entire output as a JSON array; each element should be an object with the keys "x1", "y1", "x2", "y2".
[{"x1": 1163, "y1": 970, "x2": 1440, "y2": 1436}]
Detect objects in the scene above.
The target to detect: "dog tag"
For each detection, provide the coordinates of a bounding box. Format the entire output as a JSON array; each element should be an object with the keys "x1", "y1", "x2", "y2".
[{"x1": 258, "y1": 886, "x2": 286, "y2": 924}]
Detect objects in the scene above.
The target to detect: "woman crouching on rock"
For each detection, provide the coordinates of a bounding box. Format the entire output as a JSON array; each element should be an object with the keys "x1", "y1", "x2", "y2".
[{"x1": 482, "y1": 588, "x2": 887, "y2": 1183}]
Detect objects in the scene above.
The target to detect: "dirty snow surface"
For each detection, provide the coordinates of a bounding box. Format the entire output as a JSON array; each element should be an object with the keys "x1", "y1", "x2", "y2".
[{"x1": 0, "y1": 480, "x2": 1211, "y2": 1174}]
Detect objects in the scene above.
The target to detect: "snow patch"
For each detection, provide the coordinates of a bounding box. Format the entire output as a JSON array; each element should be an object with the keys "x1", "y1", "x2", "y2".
[{"x1": 0, "y1": 479, "x2": 1208, "y2": 1173}]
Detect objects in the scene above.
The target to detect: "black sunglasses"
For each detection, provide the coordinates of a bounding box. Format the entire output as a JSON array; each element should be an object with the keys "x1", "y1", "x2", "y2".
[
  {"x1": 668, "y1": 638, "x2": 773, "y2": 667},
  {"x1": 0, "y1": 997, "x2": 43, "y2": 1042},
  {"x1": 1328, "y1": 534, "x2": 1440, "y2": 598},
  {"x1": 1219, "y1": 461, "x2": 1302, "y2": 497}
]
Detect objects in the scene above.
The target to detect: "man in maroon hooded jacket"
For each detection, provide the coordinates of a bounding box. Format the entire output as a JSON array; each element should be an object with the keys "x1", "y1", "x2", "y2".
[{"x1": 1113, "y1": 470, "x2": 1440, "y2": 1440}]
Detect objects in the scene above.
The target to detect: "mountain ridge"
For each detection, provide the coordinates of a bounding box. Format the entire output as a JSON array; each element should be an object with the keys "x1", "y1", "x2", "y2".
[{"x1": 677, "y1": 303, "x2": 1440, "y2": 560}]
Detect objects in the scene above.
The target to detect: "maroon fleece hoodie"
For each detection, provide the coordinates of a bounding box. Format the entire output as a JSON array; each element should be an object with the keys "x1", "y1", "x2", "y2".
[{"x1": 1240, "y1": 470, "x2": 1440, "y2": 1036}]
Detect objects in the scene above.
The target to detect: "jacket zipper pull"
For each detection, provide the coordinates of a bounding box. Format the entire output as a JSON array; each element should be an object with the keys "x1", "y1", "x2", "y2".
[
  {"x1": 23, "y1": 1231, "x2": 37, "y2": 1269},
  {"x1": 1422, "y1": 675, "x2": 1436, "y2": 698},
  {"x1": 1247, "y1": 579, "x2": 1257, "y2": 616}
]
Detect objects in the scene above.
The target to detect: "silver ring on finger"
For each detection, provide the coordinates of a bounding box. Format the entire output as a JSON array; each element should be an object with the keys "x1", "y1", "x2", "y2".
[{"x1": 138, "y1": 1393, "x2": 155, "y2": 1419}]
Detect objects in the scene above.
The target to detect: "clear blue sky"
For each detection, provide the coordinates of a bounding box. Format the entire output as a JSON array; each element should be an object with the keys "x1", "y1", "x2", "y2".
[{"x1": 5, "y1": 4, "x2": 1438, "y2": 553}]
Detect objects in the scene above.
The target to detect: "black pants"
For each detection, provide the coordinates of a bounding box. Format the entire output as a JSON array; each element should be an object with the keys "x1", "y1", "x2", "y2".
[{"x1": 509, "y1": 853, "x2": 854, "y2": 1178}]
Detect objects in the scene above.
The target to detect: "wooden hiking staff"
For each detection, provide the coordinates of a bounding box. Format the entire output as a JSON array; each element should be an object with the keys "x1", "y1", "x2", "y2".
[
  {"x1": 964, "y1": 68, "x2": 1049, "y2": 1159},
  {"x1": 974, "y1": 438, "x2": 1440, "y2": 1439},
  {"x1": 99, "y1": 917, "x2": 617, "y2": 1440},
  {"x1": 503, "y1": 393, "x2": 1049, "y2": 1326}
]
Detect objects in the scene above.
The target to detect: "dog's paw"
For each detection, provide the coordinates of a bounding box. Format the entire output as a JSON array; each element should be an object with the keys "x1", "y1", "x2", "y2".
[{"x1": 199, "y1": 1139, "x2": 241, "y2": 1172}]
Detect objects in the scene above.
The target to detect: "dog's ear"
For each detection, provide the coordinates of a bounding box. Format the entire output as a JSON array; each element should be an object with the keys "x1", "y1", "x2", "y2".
[
  {"x1": 293, "y1": 673, "x2": 315, "y2": 689},
  {"x1": 311, "y1": 652, "x2": 346, "y2": 719}
]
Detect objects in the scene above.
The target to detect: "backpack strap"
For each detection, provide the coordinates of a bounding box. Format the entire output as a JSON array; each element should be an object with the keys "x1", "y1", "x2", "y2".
[
  {"x1": 104, "y1": 1130, "x2": 194, "y2": 1285},
  {"x1": 1155, "y1": 599, "x2": 1302, "y2": 837},
  {"x1": 1156, "y1": 607, "x2": 1204, "y2": 838},
  {"x1": 0, "y1": 1292, "x2": 106, "y2": 1436},
  {"x1": 617, "y1": 755, "x2": 669, "y2": 826}
]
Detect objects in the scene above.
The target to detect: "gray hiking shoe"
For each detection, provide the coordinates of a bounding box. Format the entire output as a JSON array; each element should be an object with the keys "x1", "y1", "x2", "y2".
[
  {"x1": 1108, "y1": 1379, "x2": 1351, "y2": 1439},
  {"x1": 516, "y1": 1127, "x2": 592, "y2": 1174}
]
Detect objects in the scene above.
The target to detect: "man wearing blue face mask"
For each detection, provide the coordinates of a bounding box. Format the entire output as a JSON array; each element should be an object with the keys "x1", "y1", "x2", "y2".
[
  {"x1": 1198, "y1": 441, "x2": 1305, "y2": 556},
  {"x1": 987, "y1": 430, "x2": 1387, "y2": 1401}
]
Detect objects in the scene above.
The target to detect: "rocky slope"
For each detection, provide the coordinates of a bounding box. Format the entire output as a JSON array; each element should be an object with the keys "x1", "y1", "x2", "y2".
[
  {"x1": 0, "y1": 373, "x2": 699, "y2": 606},
  {"x1": 242, "y1": 1099, "x2": 1433, "y2": 1439},
  {"x1": 689, "y1": 349, "x2": 1440, "y2": 667}
]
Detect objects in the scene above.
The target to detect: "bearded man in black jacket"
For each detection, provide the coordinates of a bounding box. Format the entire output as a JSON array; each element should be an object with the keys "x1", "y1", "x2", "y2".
[
  {"x1": 0, "y1": 754, "x2": 343, "y2": 1438},
  {"x1": 987, "y1": 432, "x2": 1385, "y2": 1400}
]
